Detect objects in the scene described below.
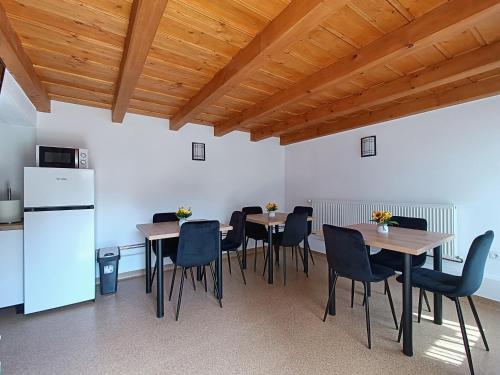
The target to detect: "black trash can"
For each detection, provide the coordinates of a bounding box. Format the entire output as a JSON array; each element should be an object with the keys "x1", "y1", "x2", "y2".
[{"x1": 97, "y1": 247, "x2": 120, "y2": 295}]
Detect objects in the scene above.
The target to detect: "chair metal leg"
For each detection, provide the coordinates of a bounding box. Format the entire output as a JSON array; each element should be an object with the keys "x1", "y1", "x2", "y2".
[
  {"x1": 168, "y1": 264, "x2": 177, "y2": 301},
  {"x1": 418, "y1": 288, "x2": 424, "y2": 323},
  {"x1": 235, "y1": 250, "x2": 247, "y2": 285},
  {"x1": 308, "y1": 243, "x2": 315, "y2": 266},
  {"x1": 397, "y1": 313, "x2": 403, "y2": 343},
  {"x1": 227, "y1": 251, "x2": 232, "y2": 274},
  {"x1": 323, "y1": 271, "x2": 338, "y2": 321},
  {"x1": 455, "y1": 297, "x2": 475, "y2": 375},
  {"x1": 254, "y1": 241, "x2": 258, "y2": 272},
  {"x1": 262, "y1": 249, "x2": 268, "y2": 277},
  {"x1": 209, "y1": 262, "x2": 222, "y2": 308},
  {"x1": 203, "y1": 266, "x2": 207, "y2": 293},
  {"x1": 384, "y1": 282, "x2": 387, "y2": 295},
  {"x1": 467, "y1": 296, "x2": 489, "y2": 351},
  {"x1": 175, "y1": 268, "x2": 185, "y2": 321},
  {"x1": 351, "y1": 280, "x2": 355, "y2": 308},
  {"x1": 423, "y1": 290, "x2": 432, "y2": 312},
  {"x1": 363, "y1": 282, "x2": 372, "y2": 349},
  {"x1": 385, "y1": 279, "x2": 398, "y2": 330},
  {"x1": 189, "y1": 267, "x2": 196, "y2": 291},
  {"x1": 295, "y1": 246, "x2": 298, "y2": 272},
  {"x1": 283, "y1": 246, "x2": 287, "y2": 286}
]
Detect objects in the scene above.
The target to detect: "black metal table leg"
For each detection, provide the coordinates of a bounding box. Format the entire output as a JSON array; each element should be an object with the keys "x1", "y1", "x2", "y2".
[
  {"x1": 433, "y1": 245, "x2": 443, "y2": 325},
  {"x1": 196, "y1": 266, "x2": 203, "y2": 281},
  {"x1": 303, "y1": 235, "x2": 309, "y2": 275},
  {"x1": 145, "y1": 238, "x2": 151, "y2": 294},
  {"x1": 156, "y1": 239, "x2": 164, "y2": 318},
  {"x1": 328, "y1": 266, "x2": 335, "y2": 315},
  {"x1": 402, "y1": 253, "x2": 413, "y2": 356},
  {"x1": 242, "y1": 226, "x2": 247, "y2": 269},
  {"x1": 274, "y1": 225, "x2": 280, "y2": 265},
  {"x1": 267, "y1": 225, "x2": 273, "y2": 284},
  {"x1": 217, "y1": 232, "x2": 223, "y2": 299}
]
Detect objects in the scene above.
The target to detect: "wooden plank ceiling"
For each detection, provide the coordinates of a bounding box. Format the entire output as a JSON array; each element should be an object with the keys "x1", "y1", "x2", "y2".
[{"x1": 1, "y1": 0, "x2": 500, "y2": 144}]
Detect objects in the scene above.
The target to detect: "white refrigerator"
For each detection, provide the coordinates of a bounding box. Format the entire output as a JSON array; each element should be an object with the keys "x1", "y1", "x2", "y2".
[{"x1": 24, "y1": 167, "x2": 95, "y2": 314}]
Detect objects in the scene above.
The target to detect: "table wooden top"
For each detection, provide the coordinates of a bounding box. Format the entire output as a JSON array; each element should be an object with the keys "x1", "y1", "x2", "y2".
[
  {"x1": 318, "y1": 223, "x2": 454, "y2": 256},
  {"x1": 136, "y1": 221, "x2": 232, "y2": 241},
  {"x1": 246, "y1": 212, "x2": 313, "y2": 226}
]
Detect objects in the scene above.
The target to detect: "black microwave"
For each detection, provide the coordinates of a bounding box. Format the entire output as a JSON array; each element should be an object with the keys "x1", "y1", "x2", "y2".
[{"x1": 36, "y1": 145, "x2": 89, "y2": 169}]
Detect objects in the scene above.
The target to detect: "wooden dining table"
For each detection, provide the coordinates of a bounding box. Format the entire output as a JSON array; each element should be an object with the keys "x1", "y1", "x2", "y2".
[
  {"x1": 136, "y1": 221, "x2": 232, "y2": 318},
  {"x1": 246, "y1": 212, "x2": 313, "y2": 284},
  {"x1": 320, "y1": 223, "x2": 454, "y2": 357}
]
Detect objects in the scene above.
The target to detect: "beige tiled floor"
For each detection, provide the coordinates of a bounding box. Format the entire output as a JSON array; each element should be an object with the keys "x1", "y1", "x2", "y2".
[{"x1": 1, "y1": 251, "x2": 498, "y2": 374}]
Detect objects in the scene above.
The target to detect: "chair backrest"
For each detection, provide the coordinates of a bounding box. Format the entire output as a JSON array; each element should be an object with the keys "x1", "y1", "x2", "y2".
[
  {"x1": 455, "y1": 231, "x2": 494, "y2": 296},
  {"x1": 281, "y1": 212, "x2": 308, "y2": 247},
  {"x1": 176, "y1": 221, "x2": 220, "y2": 268},
  {"x1": 323, "y1": 224, "x2": 373, "y2": 282},
  {"x1": 152, "y1": 212, "x2": 179, "y2": 253},
  {"x1": 225, "y1": 211, "x2": 246, "y2": 246},
  {"x1": 390, "y1": 216, "x2": 427, "y2": 267},
  {"x1": 242, "y1": 206, "x2": 267, "y2": 239},
  {"x1": 293, "y1": 206, "x2": 313, "y2": 236}
]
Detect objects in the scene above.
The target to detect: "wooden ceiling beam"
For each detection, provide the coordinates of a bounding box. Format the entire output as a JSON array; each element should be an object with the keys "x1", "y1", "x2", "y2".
[
  {"x1": 0, "y1": 2, "x2": 50, "y2": 112},
  {"x1": 169, "y1": 0, "x2": 350, "y2": 131},
  {"x1": 280, "y1": 74, "x2": 500, "y2": 145},
  {"x1": 251, "y1": 40, "x2": 500, "y2": 141},
  {"x1": 215, "y1": 0, "x2": 500, "y2": 137},
  {"x1": 112, "y1": 0, "x2": 168, "y2": 123}
]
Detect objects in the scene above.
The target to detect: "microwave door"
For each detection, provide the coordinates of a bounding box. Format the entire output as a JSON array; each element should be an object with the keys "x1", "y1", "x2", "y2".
[{"x1": 38, "y1": 146, "x2": 77, "y2": 168}]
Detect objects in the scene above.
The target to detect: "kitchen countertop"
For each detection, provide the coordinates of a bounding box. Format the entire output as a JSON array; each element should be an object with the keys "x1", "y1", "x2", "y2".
[{"x1": 0, "y1": 222, "x2": 24, "y2": 231}]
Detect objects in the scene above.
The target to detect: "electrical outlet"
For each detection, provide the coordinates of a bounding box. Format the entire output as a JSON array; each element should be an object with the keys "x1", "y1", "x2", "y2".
[{"x1": 488, "y1": 251, "x2": 499, "y2": 260}]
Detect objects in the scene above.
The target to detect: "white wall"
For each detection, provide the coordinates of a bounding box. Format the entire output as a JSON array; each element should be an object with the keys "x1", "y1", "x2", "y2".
[
  {"x1": 285, "y1": 95, "x2": 500, "y2": 300},
  {"x1": 36, "y1": 101, "x2": 285, "y2": 274},
  {"x1": 0, "y1": 70, "x2": 36, "y2": 201}
]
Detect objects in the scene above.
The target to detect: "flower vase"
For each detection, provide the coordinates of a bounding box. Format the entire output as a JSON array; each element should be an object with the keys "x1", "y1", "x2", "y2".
[
  {"x1": 268, "y1": 211, "x2": 276, "y2": 217},
  {"x1": 377, "y1": 224, "x2": 389, "y2": 234},
  {"x1": 179, "y1": 218, "x2": 187, "y2": 226}
]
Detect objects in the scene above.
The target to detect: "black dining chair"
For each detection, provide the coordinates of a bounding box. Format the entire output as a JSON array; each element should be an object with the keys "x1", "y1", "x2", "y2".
[
  {"x1": 169, "y1": 220, "x2": 222, "y2": 321},
  {"x1": 322, "y1": 224, "x2": 398, "y2": 349},
  {"x1": 151, "y1": 212, "x2": 179, "y2": 290},
  {"x1": 293, "y1": 206, "x2": 315, "y2": 266},
  {"x1": 221, "y1": 211, "x2": 247, "y2": 285},
  {"x1": 242, "y1": 206, "x2": 268, "y2": 272},
  {"x1": 398, "y1": 231, "x2": 494, "y2": 374},
  {"x1": 367, "y1": 216, "x2": 432, "y2": 312},
  {"x1": 262, "y1": 212, "x2": 308, "y2": 286}
]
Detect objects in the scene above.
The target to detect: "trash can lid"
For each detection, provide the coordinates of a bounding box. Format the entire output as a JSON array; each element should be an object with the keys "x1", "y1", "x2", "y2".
[{"x1": 98, "y1": 246, "x2": 120, "y2": 259}]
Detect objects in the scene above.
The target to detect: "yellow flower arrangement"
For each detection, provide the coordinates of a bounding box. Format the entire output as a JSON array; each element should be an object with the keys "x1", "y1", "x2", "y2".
[
  {"x1": 370, "y1": 210, "x2": 397, "y2": 226},
  {"x1": 265, "y1": 202, "x2": 278, "y2": 212},
  {"x1": 176, "y1": 206, "x2": 192, "y2": 220}
]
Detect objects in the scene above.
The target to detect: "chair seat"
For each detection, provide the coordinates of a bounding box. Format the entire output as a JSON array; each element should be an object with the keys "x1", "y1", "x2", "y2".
[
  {"x1": 369, "y1": 263, "x2": 396, "y2": 282},
  {"x1": 221, "y1": 239, "x2": 240, "y2": 251},
  {"x1": 396, "y1": 268, "x2": 461, "y2": 296},
  {"x1": 370, "y1": 251, "x2": 403, "y2": 271},
  {"x1": 152, "y1": 238, "x2": 179, "y2": 258}
]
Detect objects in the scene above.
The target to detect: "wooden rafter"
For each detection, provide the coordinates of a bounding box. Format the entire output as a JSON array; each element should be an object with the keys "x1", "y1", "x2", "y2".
[
  {"x1": 112, "y1": 0, "x2": 169, "y2": 123},
  {"x1": 169, "y1": 0, "x2": 350, "y2": 131},
  {"x1": 251, "y1": 40, "x2": 500, "y2": 141},
  {"x1": 0, "y1": 2, "x2": 50, "y2": 112},
  {"x1": 214, "y1": 0, "x2": 500, "y2": 137},
  {"x1": 280, "y1": 74, "x2": 500, "y2": 145}
]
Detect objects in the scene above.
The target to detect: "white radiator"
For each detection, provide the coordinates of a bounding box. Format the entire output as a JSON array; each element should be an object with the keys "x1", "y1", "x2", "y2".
[{"x1": 309, "y1": 199, "x2": 458, "y2": 260}]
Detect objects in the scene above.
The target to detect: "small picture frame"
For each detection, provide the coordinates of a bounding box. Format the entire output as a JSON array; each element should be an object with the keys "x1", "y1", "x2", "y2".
[
  {"x1": 192, "y1": 142, "x2": 205, "y2": 161},
  {"x1": 361, "y1": 136, "x2": 376, "y2": 157}
]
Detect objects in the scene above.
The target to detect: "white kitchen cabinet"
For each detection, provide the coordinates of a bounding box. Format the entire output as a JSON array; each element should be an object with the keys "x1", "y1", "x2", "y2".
[{"x1": 0, "y1": 228, "x2": 24, "y2": 308}]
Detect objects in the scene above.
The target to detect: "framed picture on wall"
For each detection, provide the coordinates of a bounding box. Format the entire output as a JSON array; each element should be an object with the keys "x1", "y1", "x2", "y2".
[
  {"x1": 361, "y1": 136, "x2": 376, "y2": 157},
  {"x1": 0, "y1": 59, "x2": 5, "y2": 95},
  {"x1": 192, "y1": 142, "x2": 205, "y2": 161}
]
